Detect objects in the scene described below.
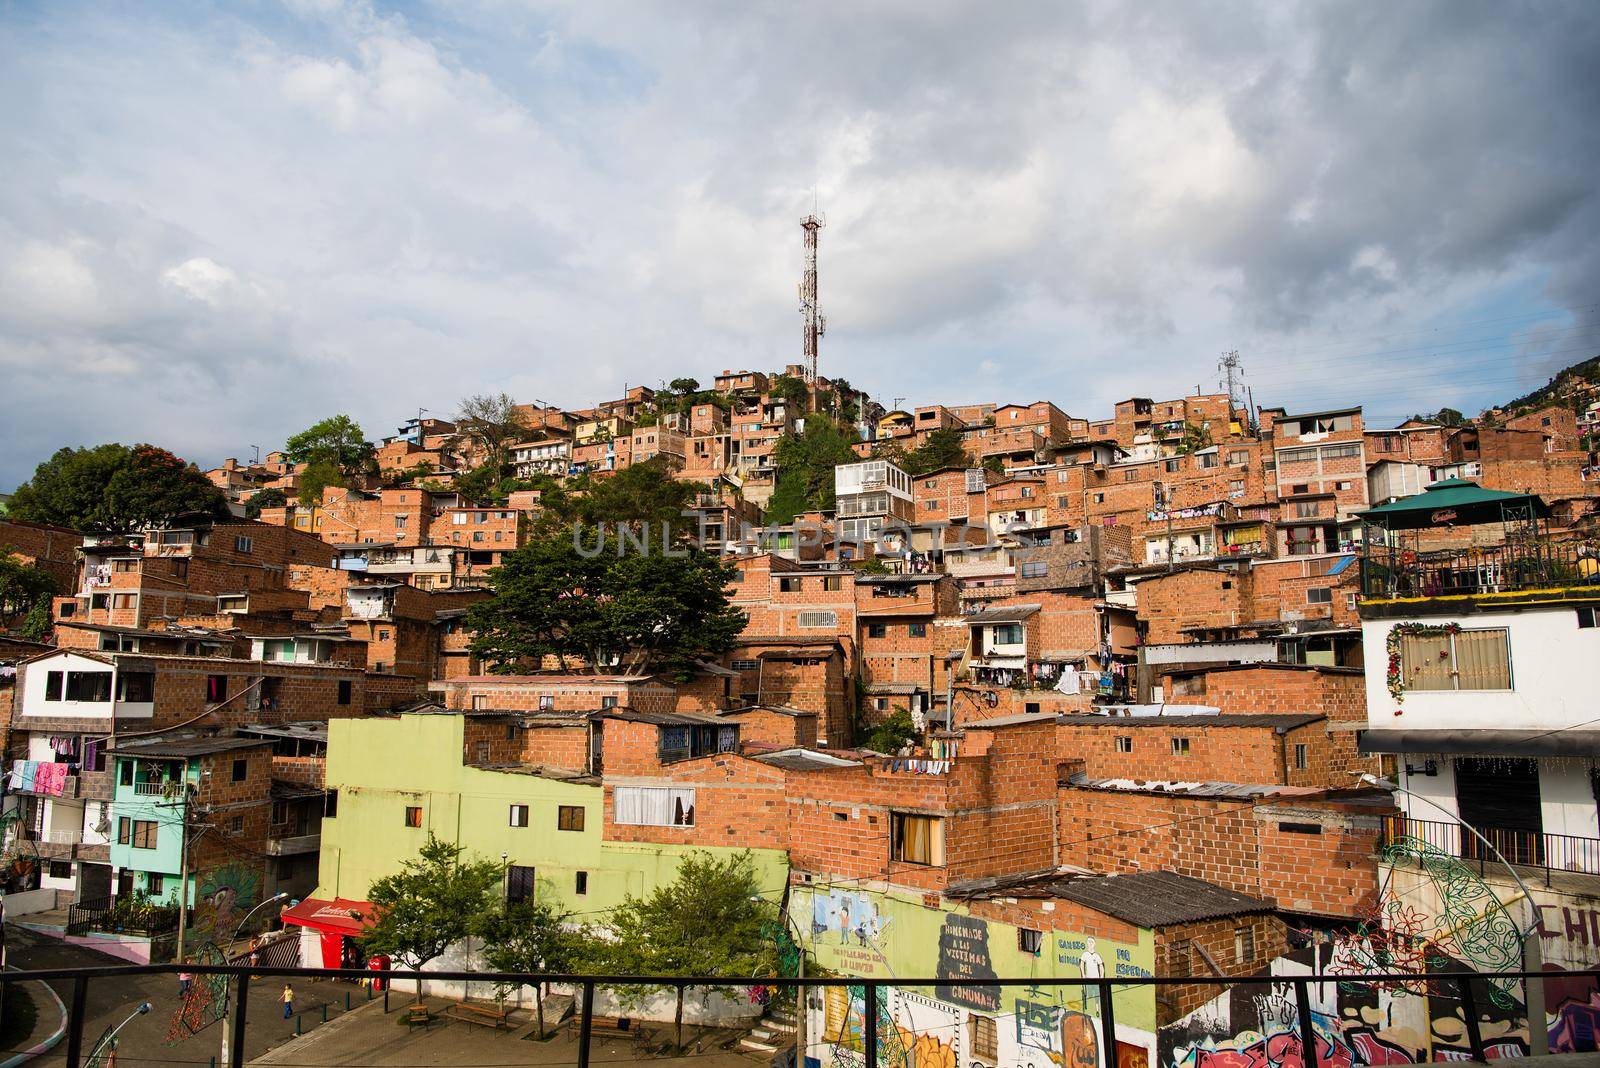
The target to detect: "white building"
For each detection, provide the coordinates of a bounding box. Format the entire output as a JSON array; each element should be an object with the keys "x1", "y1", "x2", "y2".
[{"x1": 833, "y1": 459, "x2": 913, "y2": 546}]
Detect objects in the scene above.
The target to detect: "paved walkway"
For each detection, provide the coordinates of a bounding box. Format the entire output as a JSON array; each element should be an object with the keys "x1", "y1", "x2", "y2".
[
  {"x1": 3, "y1": 924, "x2": 368, "y2": 1066},
  {"x1": 251, "y1": 995, "x2": 770, "y2": 1067}
]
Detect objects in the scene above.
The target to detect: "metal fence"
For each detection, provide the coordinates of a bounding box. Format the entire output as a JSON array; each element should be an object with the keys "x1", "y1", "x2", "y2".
[
  {"x1": 1383, "y1": 814, "x2": 1600, "y2": 883},
  {"x1": 1361, "y1": 538, "x2": 1597, "y2": 599},
  {"x1": 63, "y1": 896, "x2": 181, "y2": 938},
  {"x1": 6, "y1": 961, "x2": 1597, "y2": 1068}
]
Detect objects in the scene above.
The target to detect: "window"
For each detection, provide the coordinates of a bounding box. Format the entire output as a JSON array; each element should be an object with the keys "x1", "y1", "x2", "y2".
[
  {"x1": 1019, "y1": 486, "x2": 1033, "y2": 498},
  {"x1": 235, "y1": 535, "x2": 253, "y2": 553},
  {"x1": 471, "y1": 695, "x2": 488, "y2": 711},
  {"x1": 120, "y1": 762, "x2": 134, "y2": 786},
  {"x1": 506, "y1": 865, "x2": 536, "y2": 904},
  {"x1": 337, "y1": 680, "x2": 352, "y2": 705},
  {"x1": 1092, "y1": 493, "x2": 1104, "y2": 504},
  {"x1": 992, "y1": 623, "x2": 1024, "y2": 646},
  {"x1": 613, "y1": 786, "x2": 695, "y2": 826},
  {"x1": 1018, "y1": 928, "x2": 1044, "y2": 954},
  {"x1": 1197, "y1": 452, "x2": 1218, "y2": 469},
  {"x1": 1306, "y1": 587, "x2": 1332, "y2": 605},
  {"x1": 1579, "y1": 608, "x2": 1599, "y2": 629},
  {"x1": 111, "y1": 593, "x2": 135, "y2": 610},
  {"x1": 1347, "y1": 592, "x2": 1360, "y2": 610},
  {"x1": 45, "y1": 670, "x2": 63, "y2": 701},
  {"x1": 1228, "y1": 450, "x2": 1250, "y2": 466},
  {"x1": 1229, "y1": 479, "x2": 1245, "y2": 496},
  {"x1": 206, "y1": 675, "x2": 229, "y2": 704},
  {"x1": 970, "y1": 1016, "x2": 998, "y2": 1062},
  {"x1": 601, "y1": 695, "x2": 618, "y2": 709},
  {"x1": 575, "y1": 870, "x2": 588, "y2": 896},
  {"x1": 1322, "y1": 443, "x2": 1361, "y2": 460},
  {"x1": 538, "y1": 695, "x2": 556, "y2": 710},
  {"x1": 117, "y1": 816, "x2": 130, "y2": 843},
  {"x1": 118, "y1": 671, "x2": 153, "y2": 703},
  {"x1": 229, "y1": 815, "x2": 244, "y2": 834},
  {"x1": 509, "y1": 804, "x2": 529, "y2": 827},
  {"x1": 558, "y1": 805, "x2": 585, "y2": 831},
  {"x1": 1235, "y1": 926, "x2": 1256, "y2": 964},
  {"x1": 798, "y1": 611, "x2": 837, "y2": 629},
  {"x1": 891, "y1": 813, "x2": 944, "y2": 865},
  {"x1": 271, "y1": 800, "x2": 288, "y2": 825},
  {"x1": 131, "y1": 820, "x2": 158, "y2": 849},
  {"x1": 908, "y1": 622, "x2": 927, "y2": 638},
  {"x1": 147, "y1": 873, "x2": 165, "y2": 896},
  {"x1": 232, "y1": 759, "x2": 248, "y2": 782},
  {"x1": 325, "y1": 790, "x2": 338, "y2": 818},
  {"x1": 49, "y1": 860, "x2": 73, "y2": 881},
  {"x1": 1398, "y1": 627, "x2": 1511, "y2": 691},
  {"x1": 822, "y1": 575, "x2": 841, "y2": 591},
  {"x1": 1294, "y1": 744, "x2": 1308, "y2": 770},
  {"x1": 404, "y1": 806, "x2": 423, "y2": 828},
  {"x1": 1279, "y1": 822, "x2": 1323, "y2": 835},
  {"x1": 65, "y1": 671, "x2": 113, "y2": 702},
  {"x1": 1294, "y1": 501, "x2": 1320, "y2": 519},
  {"x1": 1164, "y1": 458, "x2": 1182, "y2": 472},
  {"x1": 778, "y1": 577, "x2": 802, "y2": 593},
  {"x1": 1116, "y1": 736, "x2": 1133, "y2": 753},
  {"x1": 1172, "y1": 737, "x2": 1191, "y2": 755},
  {"x1": 1020, "y1": 561, "x2": 1047, "y2": 579},
  {"x1": 866, "y1": 623, "x2": 887, "y2": 639},
  {"x1": 394, "y1": 515, "x2": 408, "y2": 529}
]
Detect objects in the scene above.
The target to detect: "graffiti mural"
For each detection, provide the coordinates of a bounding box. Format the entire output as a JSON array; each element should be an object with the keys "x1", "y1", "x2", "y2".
[{"x1": 935, "y1": 914, "x2": 1000, "y2": 1012}]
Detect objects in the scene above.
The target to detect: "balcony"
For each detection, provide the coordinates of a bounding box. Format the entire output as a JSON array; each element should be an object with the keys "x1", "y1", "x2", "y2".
[
  {"x1": 132, "y1": 780, "x2": 176, "y2": 796},
  {"x1": 1360, "y1": 539, "x2": 1595, "y2": 600},
  {"x1": 266, "y1": 832, "x2": 322, "y2": 856},
  {"x1": 1382, "y1": 815, "x2": 1600, "y2": 883}
]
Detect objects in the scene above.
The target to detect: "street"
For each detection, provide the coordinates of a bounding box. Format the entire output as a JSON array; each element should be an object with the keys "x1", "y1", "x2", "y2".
[{"x1": 2, "y1": 925, "x2": 368, "y2": 1066}]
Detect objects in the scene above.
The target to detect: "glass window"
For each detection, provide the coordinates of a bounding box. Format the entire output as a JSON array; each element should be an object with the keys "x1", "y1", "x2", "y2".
[
  {"x1": 891, "y1": 813, "x2": 945, "y2": 866},
  {"x1": 558, "y1": 805, "x2": 585, "y2": 831},
  {"x1": 506, "y1": 864, "x2": 536, "y2": 904},
  {"x1": 1399, "y1": 628, "x2": 1511, "y2": 691},
  {"x1": 232, "y1": 759, "x2": 247, "y2": 782},
  {"x1": 404, "y1": 806, "x2": 423, "y2": 827},
  {"x1": 1172, "y1": 737, "x2": 1191, "y2": 755},
  {"x1": 509, "y1": 805, "x2": 529, "y2": 827},
  {"x1": 575, "y1": 871, "x2": 588, "y2": 896},
  {"x1": 45, "y1": 670, "x2": 63, "y2": 701},
  {"x1": 613, "y1": 786, "x2": 695, "y2": 826}
]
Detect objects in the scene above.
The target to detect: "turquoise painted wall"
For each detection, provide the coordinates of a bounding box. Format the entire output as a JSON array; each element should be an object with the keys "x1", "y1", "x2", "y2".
[{"x1": 109, "y1": 755, "x2": 194, "y2": 906}]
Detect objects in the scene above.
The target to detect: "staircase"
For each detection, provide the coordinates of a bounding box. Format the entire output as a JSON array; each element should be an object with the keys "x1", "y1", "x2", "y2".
[{"x1": 738, "y1": 1003, "x2": 798, "y2": 1055}]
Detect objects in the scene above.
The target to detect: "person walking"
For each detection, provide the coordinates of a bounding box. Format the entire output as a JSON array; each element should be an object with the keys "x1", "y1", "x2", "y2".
[
  {"x1": 178, "y1": 968, "x2": 193, "y2": 998},
  {"x1": 280, "y1": 983, "x2": 295, "y2": 1019}
]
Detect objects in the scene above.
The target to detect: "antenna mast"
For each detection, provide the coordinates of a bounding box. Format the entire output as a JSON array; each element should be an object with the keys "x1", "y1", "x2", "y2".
[
  {"x1": 1218, "y1": 350, "x2": 1244, "y2": 417},
  {"x1": 799, "y1": 212, "x2": 826, "y2": 382}
]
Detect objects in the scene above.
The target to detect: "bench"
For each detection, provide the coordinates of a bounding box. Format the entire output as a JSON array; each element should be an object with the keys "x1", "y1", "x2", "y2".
[
  {"x1": 406, "y1": 1005, "x2": 435, "y2": 1031},
  {"x1": 566, "y1": 1013, "x2": 640, "y2": 1042},
  {"x1": 444, "y1": 1001, "x2": 513, "y2": 1030}
]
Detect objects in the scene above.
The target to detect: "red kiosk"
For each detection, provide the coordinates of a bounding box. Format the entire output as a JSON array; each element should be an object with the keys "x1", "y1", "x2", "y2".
[{"x1": 280, "y1": 897, "x2": 383, "y2": 981}]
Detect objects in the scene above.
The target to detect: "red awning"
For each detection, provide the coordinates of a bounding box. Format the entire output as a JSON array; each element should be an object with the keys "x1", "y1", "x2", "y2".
[{"x1": 280, "y1": 897, "x2": 376, "y2": 936}]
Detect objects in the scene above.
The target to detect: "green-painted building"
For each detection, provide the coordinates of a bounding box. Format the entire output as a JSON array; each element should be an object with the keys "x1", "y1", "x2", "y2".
[{"x1": 315, "y1": 712, "x2": 789, "y2": 915}]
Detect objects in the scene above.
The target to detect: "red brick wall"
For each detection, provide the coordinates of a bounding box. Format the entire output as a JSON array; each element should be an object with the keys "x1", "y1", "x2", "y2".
[
  {"x1": 1159, "y1": 913, "x2": 1289, "y2": 1017},
  {"x1": 1056, "y1": 720, "x2": 1296, "y2": 783},
  {"x1": 1136, "y1": 569, "x2": 1250, "y2": 644}
]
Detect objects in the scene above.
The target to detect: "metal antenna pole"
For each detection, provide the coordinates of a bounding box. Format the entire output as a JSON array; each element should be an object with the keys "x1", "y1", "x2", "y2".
[{"x1": 800, "y1": 213, "x2": 825, "y2": 382}]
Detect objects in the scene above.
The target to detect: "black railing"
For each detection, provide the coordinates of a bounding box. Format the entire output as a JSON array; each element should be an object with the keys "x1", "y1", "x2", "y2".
[
  {"x1": 1383, "y1": 815, "x2": 1600, "y2": 885},
  {"x1": 1361, "y1": 539, "x2": 1597, "y2": 599},
  {"x1": 63, "y1": 896, "x2": 181, "y2": 938},
  {"x1": 5, "y1": 962, "x2": 1595, "y2": 1068}
]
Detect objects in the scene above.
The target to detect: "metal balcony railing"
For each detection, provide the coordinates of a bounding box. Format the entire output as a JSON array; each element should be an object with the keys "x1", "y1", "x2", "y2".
[
  {"x1": 1382, "y1": 815, "x2": 1600, "y2": 884},
  {"x1": 1362, "y1": 539, "x2": 1598, "y2": 599}
]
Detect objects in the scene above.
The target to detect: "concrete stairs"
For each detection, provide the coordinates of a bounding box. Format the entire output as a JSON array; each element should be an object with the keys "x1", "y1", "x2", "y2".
[{"x1": 737, "y1": 1005, "x2": 798, "y2": 1055}]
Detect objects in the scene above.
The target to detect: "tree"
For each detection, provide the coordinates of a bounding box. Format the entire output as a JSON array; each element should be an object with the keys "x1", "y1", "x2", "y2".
[
  {"x1": 0, "y1": 555, "x2": 57, "y2": 637},
  {"x1": 466, "y1": 528, "x2": 746, "y2": 679},
  {"x1": 474, "y1": 898, "x2": 583, "y2": 1037},
  {"x1": 592, "y1": 851, "x2": 775, "y2": 1050},
  {"x1": 770, "y1": 375, "x2": 810, "y2": 406},
  {"x1": 1174, "y1": 421, "x2": 1212, "y2": 455},
  {"x1": 283, "y1": 415, "x2": 375, "y2": 476},
  {"x1": 361, "y1": 835, "x2": 504, "y2": 1004},
  {"x1": 453, "y1": 393, "x2": 528, "y2": 475},
  {"x1": 667, "y1": 377, "x2": 701, "y2": 395},
  {"x1": 902, "y1": 427, "x2": 973, "y2": 476},
  {"x1": 294, "y1": 461, "x2": 344, "y2": 508},
  {"x1": 766, "y1": 416, "x2": 860, "y2": 524},
  {"x1": 243, "y1": 488, "x2": 287, "y2": 518},
  {"x1": 8, "y1": 444, "x2": 227, "y2": 534},
  {"x1": 860, "y1": 708, "x2": 919, "y2": 754},
  {"x1": 560, "y1": 460, "x2": 706, "y2": 537}
]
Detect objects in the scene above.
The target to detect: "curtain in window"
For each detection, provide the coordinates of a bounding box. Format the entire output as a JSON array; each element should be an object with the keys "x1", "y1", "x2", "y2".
[
  {"x1": 615, "y1": 786, "x2": 696, "y2": 826},
  {"x1": 1453, "y1": 629, "x2": 1510, "y2": 690},
  {"x1": 1399, "y1": 634, "x2": 1454, "y2": 691}
]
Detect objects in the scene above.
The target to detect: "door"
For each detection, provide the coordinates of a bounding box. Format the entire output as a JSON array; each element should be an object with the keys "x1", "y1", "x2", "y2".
[{"x1": 1456, "y1": 757, "x2": 1543, "y2": 865}]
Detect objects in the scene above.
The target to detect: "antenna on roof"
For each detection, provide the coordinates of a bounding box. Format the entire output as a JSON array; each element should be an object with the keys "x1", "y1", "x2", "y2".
[{"x1": 800, "y1": 211, "x2": 825, "y2": 383}]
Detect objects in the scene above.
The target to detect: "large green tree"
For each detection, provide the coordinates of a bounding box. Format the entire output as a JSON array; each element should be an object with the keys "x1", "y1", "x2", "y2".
[
  {"x1": 766, "y1": 416, "x2": 860, "y2": 523},
  {"x1": 474, "y1": 897, "x2": 584, "y2": 1036},
  {"x1": 8, "y1": 444, "x2": 227, "y2": 533},
  {"x1": 283, "y1": 415, "x2": 375, "y2": 476},
  {"x1": 591, "y1": 851, "x2": 776, "y2": 1050},
  {"x1": 466, "y1": 527, "x2": 745, "y2": 679},
  {"x1": 361, "y1": 835, "x2": 505, "y2": 1004},
  {"x1": 900, "y1": 427, "x2": 973, "y2": 476},
  {"x1": 0, "y1": 555, "x2": 58, "y2": 640}
]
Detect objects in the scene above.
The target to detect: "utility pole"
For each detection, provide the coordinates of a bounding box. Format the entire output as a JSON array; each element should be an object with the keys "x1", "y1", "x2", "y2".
[
  {"x1": 799, "y1": 213, "x2": 825, "y2": 383},
  {"x1": 174, "y1": 808, "x2": 191, "y2": 965}
]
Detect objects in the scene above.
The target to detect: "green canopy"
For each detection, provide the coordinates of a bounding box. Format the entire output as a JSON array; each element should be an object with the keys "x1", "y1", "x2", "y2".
[{"x1": 1356, "y1": 478, "x2": 1550, "y2": 530}]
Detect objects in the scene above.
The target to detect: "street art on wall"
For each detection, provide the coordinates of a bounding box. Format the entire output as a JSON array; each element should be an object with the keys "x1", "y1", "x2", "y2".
[{"x1": 936, "y1": 914, "x2": 1000, "y2": 1012}]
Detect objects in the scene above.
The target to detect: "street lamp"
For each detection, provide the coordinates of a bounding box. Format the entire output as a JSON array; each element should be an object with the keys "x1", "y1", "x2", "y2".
[
  {"x1": 84, "y1": 1001, "x2": 150, "y2": 1067},
  {"x1": 232, "y1": 891, "x2": 294, "y2": 946},
  {"x1": 755, "y1": 894, "x2": 807, "y2": 1063},
  {"x1": 1357, "y1": 772, "x2": 1548, "y2": 1056},
  {"x1": 220, "y1": 892, "x2": 295, "y2": 1068}
]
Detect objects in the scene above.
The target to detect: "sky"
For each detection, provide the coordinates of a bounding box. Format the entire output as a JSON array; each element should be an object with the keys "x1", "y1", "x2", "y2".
[{"x1": 2, "y1": 0, "x2": 1598, "y2": 490}]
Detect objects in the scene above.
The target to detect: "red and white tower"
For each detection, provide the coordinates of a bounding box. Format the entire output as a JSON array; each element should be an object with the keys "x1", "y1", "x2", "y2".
[{"x1": 799, "y1": 213, "x2": 826, "y2": 382}]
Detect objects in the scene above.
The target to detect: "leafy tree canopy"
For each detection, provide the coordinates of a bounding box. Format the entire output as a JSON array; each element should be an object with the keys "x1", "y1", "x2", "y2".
[
  {"x1": 885, "y1": 427, "x2": 973, "y2": 476},
  {"x1": 474, "y1": 897, "x2": 586, "y2": 1034},
  {"x1": 590, "y1": 851, "x2": 776, "y2": 1049},
  {"x1": 243, "y1": 488, "x2": 287, "y2": 518},
  {"x1": 8, "y1": 444, "x2": 227, "y2": 534},
  {"x1": 770, "y1": 374, "x2": 810, "y2": 405},
  {"x1": 283, "y1": 415, "x2": 375, "y2": 476},
  {"x1": 361, "y1": 834, "x2": 504, "y2": 1002},
  {"x1": 295, "y1": 460, "x2": 346, "y2": 508},
  {"x1": 453, "y1": 393, "x2": 528, "y2": 473},
  {"x1": 667, "y1": 377, "x2": 700, "y2": 394},
  {"x1": 860, "y1": 708, "x2": 920, "y2": 754},
  {"x1": 467, "y1": 526, "x2": 746, "y2": 679},
  {"x1": 767, "y1": 416, "x2": 860, "y2": 524},
  {"x1": 0, "y1": 554, "x2": 58, "y2": 636}
]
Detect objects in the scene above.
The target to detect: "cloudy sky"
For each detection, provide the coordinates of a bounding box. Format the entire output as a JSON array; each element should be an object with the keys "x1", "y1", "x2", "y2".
[{"x1": 3, "y1": 1, "x2": 1598, "y2": 490}]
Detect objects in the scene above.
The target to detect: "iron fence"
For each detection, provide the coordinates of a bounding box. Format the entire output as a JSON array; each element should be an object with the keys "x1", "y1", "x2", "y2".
[
  {"x1": 5, "y1": 961, "x2": 1597, "y2": 1068},
  {"x1": 1361, "y1": 539, "x2": 1597, "y2": 599},
  {"x1": 1382, "y1": 814, "x2": 1600, "y2": 884},
  {"x1": 63, "y1": 896, "x2": 181, "y2": 938}
]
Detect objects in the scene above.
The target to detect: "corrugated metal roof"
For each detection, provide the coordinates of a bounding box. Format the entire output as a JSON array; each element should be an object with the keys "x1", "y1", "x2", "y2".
[
  {"x1": 1068, "y1": 773, "x2": 1319, "y2": 799},
  {"x1": 1052, "y1": 872, "x2": 1276, "y2": 928},
  {"x1": 961, "y1": 603, "x2": 1041, "y2": 624},
  {"x1": 750, "y1": 748, "x2": 861, "y2": 771}
]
